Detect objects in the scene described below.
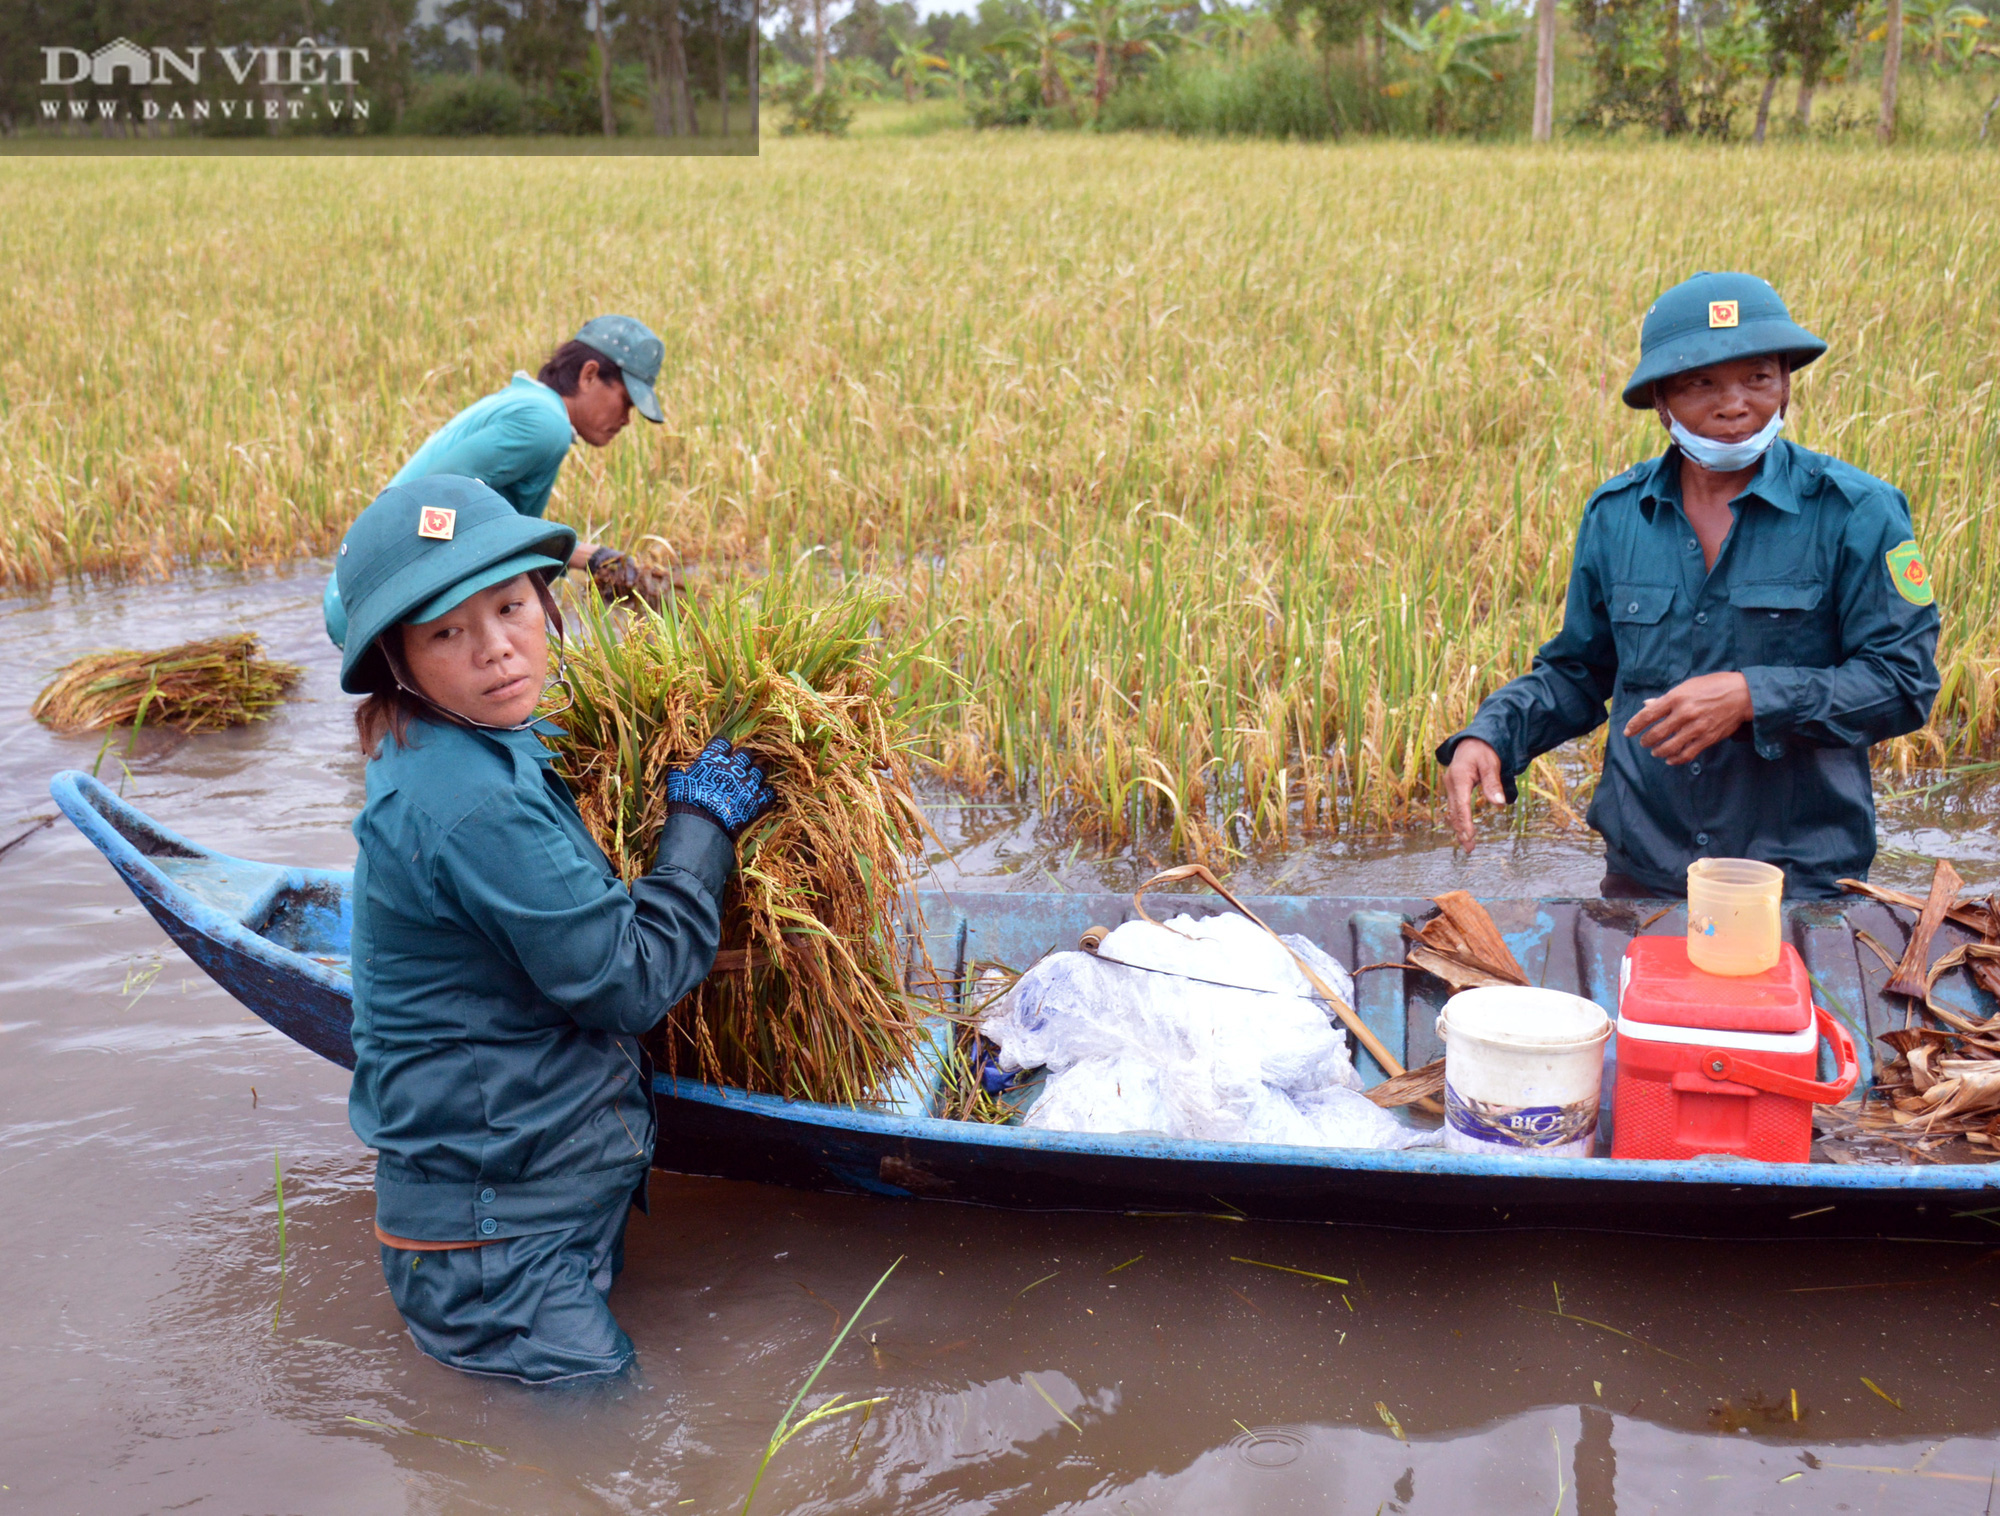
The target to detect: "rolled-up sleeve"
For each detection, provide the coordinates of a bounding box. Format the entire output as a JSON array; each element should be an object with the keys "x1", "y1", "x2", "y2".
[
  {"x1": 432, "y1": 794, "x2": 734, "y2": 1036},
  {"x1": 1436, "y1": 511, "x2": 1619, "y2": 802},
  {"x1": 1742, "y1": 487, "x2": 1940, "y2": 753}
]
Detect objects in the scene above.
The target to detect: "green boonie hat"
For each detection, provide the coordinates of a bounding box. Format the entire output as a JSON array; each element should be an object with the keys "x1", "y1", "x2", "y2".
[
  {"x1": 334, "y1": 475, "x2": 576, "y2": 695},
  {"x1": 1621, "y1": 272, "x2": 1827, "y2": 409},
  {"x1": 574, "y1": 314, "x2": 665, "y2": 424}
]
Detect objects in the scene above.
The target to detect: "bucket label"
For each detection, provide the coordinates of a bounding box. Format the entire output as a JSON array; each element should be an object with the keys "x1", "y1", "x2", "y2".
[{"x1": 1445, "y1": 1083, "x2": 1598, "y2": 1149}]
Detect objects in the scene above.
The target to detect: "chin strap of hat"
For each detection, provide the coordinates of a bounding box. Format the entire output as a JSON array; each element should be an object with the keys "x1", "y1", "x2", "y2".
[{"x1": 382, "y1": 570, "x2": 574, "y2": 734}]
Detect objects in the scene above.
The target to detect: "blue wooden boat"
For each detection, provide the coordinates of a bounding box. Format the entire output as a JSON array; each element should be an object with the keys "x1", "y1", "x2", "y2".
[{"x1": 50, "y1": 769, "x2": 2000, "y2": 1240}]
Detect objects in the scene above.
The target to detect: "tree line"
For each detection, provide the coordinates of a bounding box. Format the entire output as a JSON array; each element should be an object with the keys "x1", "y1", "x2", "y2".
[{"x1": 767, "y1": 0, "x2": 1998, "y2": 141}]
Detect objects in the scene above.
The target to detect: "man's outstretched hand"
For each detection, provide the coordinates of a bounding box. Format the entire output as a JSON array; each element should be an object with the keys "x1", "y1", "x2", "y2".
[
  {"x1": 1623, "y1": 672, "x2": 1753, "y2": 766},
  {"x1": 1444, "y1": 738, "x2": 1507, "y2": 852}
]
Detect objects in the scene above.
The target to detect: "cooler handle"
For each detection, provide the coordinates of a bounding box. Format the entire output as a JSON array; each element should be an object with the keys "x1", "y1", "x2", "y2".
[{"x1": 1696, "y1": 1006, "x2": 1858, "y2": 1105}]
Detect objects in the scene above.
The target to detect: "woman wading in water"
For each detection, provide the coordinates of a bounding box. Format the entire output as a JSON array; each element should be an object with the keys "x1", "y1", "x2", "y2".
[{"x1": 335, "y1": 474, "x2": 773, "y2": 1381}]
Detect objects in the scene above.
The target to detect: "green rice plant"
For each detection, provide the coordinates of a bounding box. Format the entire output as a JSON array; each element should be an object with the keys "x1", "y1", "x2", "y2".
[
  {"x1": 541, "y1": 568, "x2": 936, "y2": 1104},
  {"x1": 32, "y1": 633, "x2": 302, "y2": 734},
  {"x1": 928, "y1": 964, "x2": 1028, "y2": 1125},
  {"x1": 0, "y1": 143, "x2": 1994, "y2": 854},
  {"x1": 930, "y1": 1038, "x2": 1025, "y2": 1125},
  {"x1": 741, "y1": 1257, "x2": 900, "y2": 1515}
]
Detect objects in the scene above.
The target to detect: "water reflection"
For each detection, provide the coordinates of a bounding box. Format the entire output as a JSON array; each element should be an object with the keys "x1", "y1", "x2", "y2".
[{"x1": 3, "y1": 562, "x2": 1997, "y2": 1513}]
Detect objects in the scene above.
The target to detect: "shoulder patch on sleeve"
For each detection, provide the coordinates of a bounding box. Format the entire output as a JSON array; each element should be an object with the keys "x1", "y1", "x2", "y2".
[
  {"x1": 1885, "y1": 540, "x2": 1934, "y2": 606},
  {"x1": 1585, "y1": 467, "x2": 1637, "y2": 508}
]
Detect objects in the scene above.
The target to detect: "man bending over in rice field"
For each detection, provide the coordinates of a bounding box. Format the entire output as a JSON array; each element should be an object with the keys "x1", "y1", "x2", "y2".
[{"x1": 324, "y1": 315, "x2": 667, "y2": 647}]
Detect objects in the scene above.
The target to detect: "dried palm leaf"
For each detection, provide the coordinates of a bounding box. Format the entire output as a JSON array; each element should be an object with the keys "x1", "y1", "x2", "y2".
[
  {"x1": 1402, "y1": 889, "x2": 1529, "y2": 990},
  {"x1": 1839, "y1": 875, "x2": 1995, "y2": 939},
  {"x1": 1884, "y1": 858, "x2": 1966, "y2": 999},
  {"x1": 1363, "y1": 1057, "x2": 1446, "y2": 1109}
]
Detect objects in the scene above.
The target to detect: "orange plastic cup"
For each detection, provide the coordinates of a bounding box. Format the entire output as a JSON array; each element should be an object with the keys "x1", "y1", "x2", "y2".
[{"x1": 1686, "y1": 858, "x2": 1784, "y2": 976}]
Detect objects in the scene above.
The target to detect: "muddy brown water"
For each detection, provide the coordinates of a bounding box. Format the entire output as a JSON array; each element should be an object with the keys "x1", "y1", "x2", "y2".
[{"x1": 4, "y1": 564, "x2": 1998, "y2": 1516}]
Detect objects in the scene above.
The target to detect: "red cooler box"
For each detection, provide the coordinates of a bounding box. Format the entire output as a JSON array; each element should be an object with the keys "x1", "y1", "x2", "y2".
[{"x1": 1612, "y1": 936, "x2": 1857, "y2": 1163}]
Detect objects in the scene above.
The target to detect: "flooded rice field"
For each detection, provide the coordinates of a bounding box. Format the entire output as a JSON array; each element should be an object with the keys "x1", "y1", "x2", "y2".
[{"x1": 4, "y1": 563, "x2": 1999, "y2": 1515}]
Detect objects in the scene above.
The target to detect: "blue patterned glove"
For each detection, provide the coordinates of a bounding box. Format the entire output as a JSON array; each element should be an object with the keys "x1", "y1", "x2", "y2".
[{"x1": 663, "y1": 737, "x2": 776, "y2": 840}]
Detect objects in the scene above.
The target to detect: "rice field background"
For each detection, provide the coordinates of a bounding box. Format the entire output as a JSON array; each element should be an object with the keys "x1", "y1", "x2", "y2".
[{"x1": 3, "y1": 139, "x2": 1995, "y2": 856}]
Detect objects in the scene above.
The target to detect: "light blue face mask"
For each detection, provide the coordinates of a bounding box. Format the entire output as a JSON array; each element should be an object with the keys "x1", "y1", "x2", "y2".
[{"x1": 1668, "y1": 411, "x2": 1784, "y2": 473}]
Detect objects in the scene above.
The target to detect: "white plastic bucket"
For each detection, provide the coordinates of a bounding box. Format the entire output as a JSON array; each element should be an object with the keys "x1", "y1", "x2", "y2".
[{"x1": 1437, "y1": 986, "x2": 1611, "y2": 1159}]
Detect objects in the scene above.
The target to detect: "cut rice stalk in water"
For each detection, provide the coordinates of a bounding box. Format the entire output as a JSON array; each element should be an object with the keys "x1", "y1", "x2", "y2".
[{"x1": 32, "y1": 633, "x2": 302, "y2": 734}]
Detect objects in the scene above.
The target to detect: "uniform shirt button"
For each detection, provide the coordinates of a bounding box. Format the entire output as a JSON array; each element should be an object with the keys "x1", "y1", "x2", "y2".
[
  {"x1": 1687, "y1": 539, "x2": 1698, "y2": 551},
  {"x1": 1696, "y1": 832, "x2": 1711, "y2": 847},
  {"x1": 479, "y1": 1187, "x2": 496, "y2": 1204},
  {"x1": 1628, "y1": 601, "x2": 1640, "y2": 613},
  {"x1": 1691, "y1": 762, "x2": 1703, "y2": 776},
  {"x1": 480, "y1": 1217, "x2": 498, "y2": 1236},
  {"x1": 1695, "y1": 612, "x2": 1708, "y2": 626}
]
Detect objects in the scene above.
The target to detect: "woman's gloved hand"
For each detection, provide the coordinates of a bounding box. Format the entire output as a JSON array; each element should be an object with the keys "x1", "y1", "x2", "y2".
[{"x1": 663, "y1": 737, "x2": 776, "y2": 840}]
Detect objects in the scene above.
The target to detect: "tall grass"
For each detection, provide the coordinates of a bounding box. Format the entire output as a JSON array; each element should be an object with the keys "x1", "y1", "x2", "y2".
[
  {"x1": 0, "y1": 141, "x2": 1994, "y2": 850},
  {"x1": 1096, "y1": 49, "x2": 1407, "y2": 139}
]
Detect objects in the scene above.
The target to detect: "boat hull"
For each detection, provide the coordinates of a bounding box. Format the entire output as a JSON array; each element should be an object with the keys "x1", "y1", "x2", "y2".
[
  {"x1": 50, "y1": 769, "x2": 2000, "y2": 1240},
  {"x1": 648, "y1": 1076, "x2": 2000, "y2": 1239}
]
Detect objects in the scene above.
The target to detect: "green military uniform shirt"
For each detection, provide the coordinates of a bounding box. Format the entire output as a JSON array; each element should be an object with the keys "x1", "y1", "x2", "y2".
[
  {"x1": 388, "y1": 373, "x2": 577, "y2": 519},
  {"x1": 1438, "y1": 439, "x2": 1940, "y2": 898},
  {"x1": 348, "y1": 716, "x2": 733, "y2": 1242}
]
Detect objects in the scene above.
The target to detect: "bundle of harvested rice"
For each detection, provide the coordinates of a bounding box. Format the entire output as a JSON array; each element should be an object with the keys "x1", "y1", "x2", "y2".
[
  {"x1": 542, "y1": 572, "x2": 935, "y2": 1105},
  {"x1": 32, "y1": 633, "x2": 302, "y2": 734}
]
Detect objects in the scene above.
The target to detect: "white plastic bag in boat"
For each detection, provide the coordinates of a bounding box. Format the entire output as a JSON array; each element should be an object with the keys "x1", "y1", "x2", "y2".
[
  {"x1": 981, "y1": 911, "x2": 1436, "y2": 1151},
  {"x1": 1018, "y1": 1053, "x2": 1177, "y2": 1137}
]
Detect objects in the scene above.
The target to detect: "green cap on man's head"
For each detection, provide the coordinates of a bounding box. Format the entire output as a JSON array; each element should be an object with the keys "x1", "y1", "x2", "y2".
[
  {"x1": 334, "y1": 475, "x2": 575, "y2": 695},
  {"x1": 1621, "y1": 272, "x2": 1827, "y2": 409},
  {"x1": 574, "y1": 314, "x2": 665, "y2": 424}
]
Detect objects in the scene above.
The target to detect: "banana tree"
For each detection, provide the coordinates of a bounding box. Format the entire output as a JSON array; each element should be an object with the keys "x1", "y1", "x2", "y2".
[
  {"x1": 988, "y1": 13, "x2": 1086, "y2": 106},
  {"x1": 1860, "y1": 0, "x2": 1988, "y2": 70},
  {"x1": 830, "y1": 56, "x2": 894, "y2": 99},
  {"x1": 945, "y1": 51, "x2": 983, "y2": 100},
  {"x1": 1684, "y1": 0, "x2": 1765, "y2": 132},
  {"x1": 1069, "y1": 0, "x2": 1176, "y2": 107},
  {"x1": 1382, "y1": 5, "x2": 1523, "y2": 131},
  {"x1": 889, "y1": 34, "x2": 949, "y2": 101},
  {"x1": 1200, "y1": 1, "x2": 1266, "y2": 63}
]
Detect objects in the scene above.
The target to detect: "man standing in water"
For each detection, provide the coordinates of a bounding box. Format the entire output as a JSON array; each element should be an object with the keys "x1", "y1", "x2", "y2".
[
  {"x1": 1438, "y1": 272, "x2": 1940, "y2": 898},
  {"x1": 323, "y1": 315, "x2": 667, "y2": 647}
]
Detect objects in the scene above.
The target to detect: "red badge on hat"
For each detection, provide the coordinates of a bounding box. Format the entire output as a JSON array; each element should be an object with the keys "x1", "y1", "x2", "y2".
[
  {"x1": 1708, "y1": 300, "x2": 1740, "y2": 329},
  {"x1": 417, "y1": 507, "x2": 456, "y2": 541}
]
